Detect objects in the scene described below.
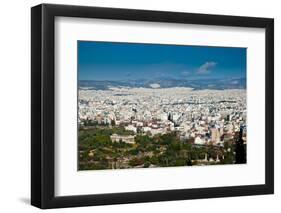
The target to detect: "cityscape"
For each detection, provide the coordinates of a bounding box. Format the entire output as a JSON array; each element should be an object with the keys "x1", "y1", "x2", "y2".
[{"x1": 78, "y1": 41, "x2": 247, "y2": 171}]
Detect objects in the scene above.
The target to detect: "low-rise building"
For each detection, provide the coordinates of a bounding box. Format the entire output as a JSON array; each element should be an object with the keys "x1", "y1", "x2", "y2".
[{"x1": 110, "y1": 134, "x2": 135, "y2": 144}]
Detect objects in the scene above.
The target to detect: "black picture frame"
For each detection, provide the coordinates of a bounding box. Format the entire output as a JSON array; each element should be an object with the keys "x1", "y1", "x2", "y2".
[{"x1": 31, "y1": 3, "x2": 274, "y2": 209}]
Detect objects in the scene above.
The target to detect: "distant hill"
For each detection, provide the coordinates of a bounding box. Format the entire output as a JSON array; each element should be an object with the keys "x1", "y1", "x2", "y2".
[{"x1": 79, "y1": 77, "x2": 246, "y2": 90}]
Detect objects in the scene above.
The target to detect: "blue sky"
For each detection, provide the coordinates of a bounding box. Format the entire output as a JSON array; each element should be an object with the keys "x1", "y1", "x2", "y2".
[{"x1": 78, "y1": 41, "x2": 246, "y2": 81}]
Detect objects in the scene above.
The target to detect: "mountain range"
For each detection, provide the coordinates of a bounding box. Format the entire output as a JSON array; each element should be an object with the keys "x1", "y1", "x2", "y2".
[{"x1": 79, "y1": 77, "x2": 246, "y2": 90}]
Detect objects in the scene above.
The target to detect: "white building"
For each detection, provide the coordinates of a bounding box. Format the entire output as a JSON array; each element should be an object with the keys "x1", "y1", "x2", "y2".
[
  {"x1": 110, "y1": 134, "x2": 135, "y2": 144},
  {"x1": 125, "y1": 125, "x2": 137, "y2": 133},
  {"x1": 194, "y1": 136, "x2": 205, "y2": 145}
]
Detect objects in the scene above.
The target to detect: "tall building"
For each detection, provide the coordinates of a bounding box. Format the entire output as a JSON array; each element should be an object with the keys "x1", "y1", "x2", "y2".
[{"x1": 211, "y1": 127, "x2": 220, "y2": 144}]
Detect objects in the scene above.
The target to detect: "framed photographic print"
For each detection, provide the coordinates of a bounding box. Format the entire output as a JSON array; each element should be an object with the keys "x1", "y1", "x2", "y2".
[{"x1": 31, "y1": 3, "x2": 274, "y2": 209}]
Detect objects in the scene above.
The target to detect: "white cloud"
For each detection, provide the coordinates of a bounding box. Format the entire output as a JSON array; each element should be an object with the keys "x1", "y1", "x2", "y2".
[
  {"x1": 181, "y1": 70, "x2": 191, "y2": 76},
  {"x1": 197, "y1": 61, "x2": 217, "y2": 74}
]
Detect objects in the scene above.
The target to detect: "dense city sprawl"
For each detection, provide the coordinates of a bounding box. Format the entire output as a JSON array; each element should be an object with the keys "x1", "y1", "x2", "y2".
[{"x1": 78, "y1": 87, "x2": 247, "y2": 170}]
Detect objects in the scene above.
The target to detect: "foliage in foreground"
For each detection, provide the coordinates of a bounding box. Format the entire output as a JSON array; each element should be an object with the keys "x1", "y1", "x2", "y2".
[{"x1": 78, "y1": 126, "x2": 244, "y2": 170}]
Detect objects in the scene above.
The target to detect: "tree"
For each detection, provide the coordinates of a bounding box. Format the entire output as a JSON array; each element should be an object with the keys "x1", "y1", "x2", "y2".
[
  {"x1": 187, "y1": 158, "x2": 192, "y2": 166},
  {"x1": 235, "y1": 127, "x2": 246, "y2": 164},
  {"x1": 129, "y1": 157, "x2": 145, "y2": 167}
]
